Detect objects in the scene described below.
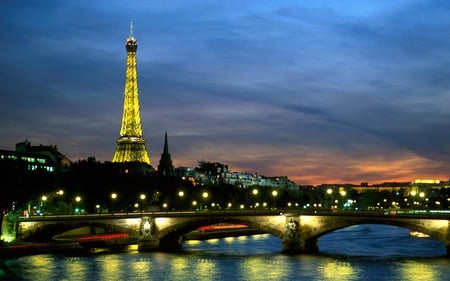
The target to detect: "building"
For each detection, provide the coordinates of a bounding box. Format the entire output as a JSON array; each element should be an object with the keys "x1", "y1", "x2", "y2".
[
  {"x1": 112, "y1": 22, "x2": 152, "y2": 165},
  {"x1": 157, "y1": 132, "x2": 175, "y2": 176},
  {"x1": 0, "y1": 140, "x2": 71, "y2": 174}
]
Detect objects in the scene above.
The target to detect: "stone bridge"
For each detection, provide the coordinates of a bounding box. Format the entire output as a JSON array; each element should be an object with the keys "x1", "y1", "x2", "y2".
[{"x1": 7, "y1": 210, "x2": 450, "y2": 255}]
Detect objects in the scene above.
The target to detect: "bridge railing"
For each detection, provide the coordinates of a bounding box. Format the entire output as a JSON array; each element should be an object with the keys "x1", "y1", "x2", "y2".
[{"x1": 13, "y1": 208, "x2": 450, "y2": 222}]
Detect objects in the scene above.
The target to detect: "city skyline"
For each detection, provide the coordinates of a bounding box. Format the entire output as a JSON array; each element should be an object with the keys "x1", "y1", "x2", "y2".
[{"x1": 1, "y1": 1, "x2": 450, "y2": 185}]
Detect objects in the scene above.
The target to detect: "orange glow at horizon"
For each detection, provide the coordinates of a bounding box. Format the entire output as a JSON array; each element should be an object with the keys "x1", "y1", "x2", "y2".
[{"x1": 169, "y1": 144, "x2": 449, "y2": 186}]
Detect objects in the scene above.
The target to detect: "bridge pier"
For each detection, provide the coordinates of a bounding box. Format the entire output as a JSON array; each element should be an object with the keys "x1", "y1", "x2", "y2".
[
  {"x1": 137, "y1": 216, "x2": 160, "y2": 251},
  {"x1": 281, "y1": 217, "x2": 301, "y2": 254},
  {"x1": 281, "y1": 217, "x2": 319, "y2": 254}
]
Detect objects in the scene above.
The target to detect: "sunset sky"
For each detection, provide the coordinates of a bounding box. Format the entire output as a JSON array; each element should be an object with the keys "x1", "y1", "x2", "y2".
[{"x1": 1, "y1": 1, "x2": 450, "y2": 185}]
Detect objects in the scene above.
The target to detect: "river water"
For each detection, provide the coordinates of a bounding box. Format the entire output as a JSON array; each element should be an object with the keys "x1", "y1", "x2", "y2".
[{"x1": 1, "y1": 224, "x2": 450, "y2": 280}]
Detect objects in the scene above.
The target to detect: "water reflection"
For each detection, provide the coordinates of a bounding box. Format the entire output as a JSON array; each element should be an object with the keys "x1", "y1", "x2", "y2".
[
  {"x1": 240, "y1": 256, "x2": 291, "y2": 281},
  {"x1": 398, "y1": 260, "x2": 438, "y2": 281},
  {"x1": 318, "y1": 260, "x2": 358, "y2": 281},
  {"x1": 66, "y1": 256, "x2": 89, "y2": 280},
  {"x1": 98, "y1": 256, "x2": 122, "y2": 280},
  {"x1": 2, "y1": 226, "x2": 450, "y2": 281}
]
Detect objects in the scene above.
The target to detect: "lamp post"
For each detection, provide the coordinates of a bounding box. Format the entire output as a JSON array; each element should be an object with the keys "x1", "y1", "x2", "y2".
[
  {"x1": 252, "y1": 188, "x2": 259, "y2": 208},
  {"x1": 419, "y1": 192, "x2": 425, "y2": 210},
  {"x1": 272, "y1": 190, "x2": 278, "y2": 209},
  {"x1": 111, "y1": 192, "x2": 118, "y2": 213},
  {"x1": 202, "y1": 191, "x2": 209, "y2": 210},
  {"x1": 56, "y1": 189, "x2": 64, "y2": 214},
  {"x1": 74, "y1": 196, "x2": 81, "y2": 214},
  {"x1": 177, "y1": 190, "x2": 184, "y2": 210},
  {"x1": 139, "y1": 193, "x2": 146, "y2": 212},
  {"x1": 326, "y1": 188, "x2": 333, "y2": 210},
  {"x1": 339, "y1": 190, "x2": 346, "y2": 210},
  {"x1": 41, "y1": 195, "x2": 47, "y2": 215}
]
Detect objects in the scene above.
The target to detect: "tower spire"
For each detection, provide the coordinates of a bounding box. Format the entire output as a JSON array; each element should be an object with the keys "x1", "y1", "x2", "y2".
[
  {"x1": 113, "y1": 24, "x2": 151, "y2": 165},
  {"x1": 129, "y1": 21, "x2": 134, "y2": 38},
  {"x1": 158, "y1": 131, "x2": 175, "y2": 176},
  {"x1": 163, "y1": 131, "x2": 169, "y2": 154}
]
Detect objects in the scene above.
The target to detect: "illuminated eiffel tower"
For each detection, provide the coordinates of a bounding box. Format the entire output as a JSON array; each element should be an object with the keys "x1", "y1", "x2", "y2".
[{"x1": 112, "y1": 22, "x2": 151, "y2": 165}]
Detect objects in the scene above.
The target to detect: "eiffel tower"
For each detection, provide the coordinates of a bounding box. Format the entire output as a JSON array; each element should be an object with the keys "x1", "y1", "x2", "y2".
[{"x1": 112, "y1": 22, "x2": 151, "y2": 165}]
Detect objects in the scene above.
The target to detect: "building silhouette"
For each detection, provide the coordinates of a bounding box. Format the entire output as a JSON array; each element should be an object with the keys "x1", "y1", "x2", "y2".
[
  {"x1": 112, "y1": 22, "x2": 151, "y2": 165},
  {"x1": 0, "y1": 140, "x2": 71, "y2": 174},
  {"x1": 157, "y1": 131, "x2": 175, "y2": 176}
]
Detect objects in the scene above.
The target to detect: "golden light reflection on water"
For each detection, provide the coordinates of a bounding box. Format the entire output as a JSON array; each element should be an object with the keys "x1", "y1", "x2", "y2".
[
  {"x1": 185, "y1": 240, "x2": 201, "y2": 246},
  {"x1": 318, "y1": 260, "x2": 358, "y2": 281},
  {"x1": 398, "y1": 261, "x2": 438, "y2": 281},
  {"x1": 252, "y1": 233, "x2": 270, "y2": 240},
  {"x1": 240, "y1": 256, "x2": 288, "y2": 280},
  {"x1": 98, "y1": 255, "x2": 122, "y2": 280},
  {"x1": 66, "y1": 257, "x2": 88, "y2": 280},
  {"x1": 237, "y1": 236, "x2": 248, "y2": 241},
  {"x1": 224, "y1": 236, "x2": 235, "y2": 243},
  {"x1": 131, "y1": 256, "x2": 151, "y2": 276},
  {"x1": 168, "y1": 256, "x2": 191, "y2": 280},
  {"x1": 190, "y1": 256, "x2": 219, "y2": 281},
  {"x1": 206, "y1": 239, "x2": 220, "y2": 244},
  {"x1": 27, "y1": 255, "x2": 54, "y2": 279}
]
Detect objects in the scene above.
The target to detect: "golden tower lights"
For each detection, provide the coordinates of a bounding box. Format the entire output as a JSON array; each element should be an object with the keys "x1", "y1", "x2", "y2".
[{"x1": 113, "y1": 22, "x2": 151, "y2": 165}]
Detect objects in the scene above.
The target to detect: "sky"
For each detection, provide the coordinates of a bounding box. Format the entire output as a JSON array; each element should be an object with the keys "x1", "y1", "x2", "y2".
[{"x1": 1, "y1": 0, "x2": 450, "y2": 185}]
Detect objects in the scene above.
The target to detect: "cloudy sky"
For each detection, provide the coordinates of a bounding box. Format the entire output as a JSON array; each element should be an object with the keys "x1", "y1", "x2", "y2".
[{"x1": 1, "y1": 0, "x2": 450, "y2": 185}]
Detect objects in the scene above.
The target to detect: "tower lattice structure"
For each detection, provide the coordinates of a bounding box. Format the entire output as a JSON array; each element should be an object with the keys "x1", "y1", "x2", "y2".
[{"x1": 113, "y1": 22, "x2": 151, "y2": 165}]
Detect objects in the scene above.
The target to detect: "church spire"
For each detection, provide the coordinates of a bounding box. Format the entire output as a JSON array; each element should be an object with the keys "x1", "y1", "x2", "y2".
[
  {"x1": 163, "y1": 131, "x2": 169, "y2": 154},
  {"x1": 158, "y1": 131, "x2": 175, "y2": 176}
]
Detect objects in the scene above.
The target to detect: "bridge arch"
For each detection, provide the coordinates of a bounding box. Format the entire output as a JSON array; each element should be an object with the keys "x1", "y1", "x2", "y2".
[
  {"x1": 18, "y1": 220, "x2": 134, "y2": 242},
  {"x1": 297, "y1": 215, "x2": 450, "y2": 254},
  {"x1": 154, "y1": 215, "x2": 285, "y2": 251}
]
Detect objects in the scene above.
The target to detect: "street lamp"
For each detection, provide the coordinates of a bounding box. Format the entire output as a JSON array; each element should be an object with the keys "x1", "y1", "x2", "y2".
[
  {"x1": 202, "y1": 192, "x2": 209, "y2": 210},
  {"x1": 139, "y1": 194, "x2": 146, "y2": 212},
  {"x1": 111, "y1": 192, "x2": 118, "y2": 213},
  {"x1": 56, "y1": 190, "x2": 64, "y2": 214},
  {"x1": 252, "y1": 189, "x2": 259, "y2": 208},
  {"x1": 272, "y1": 190, "x2": 278, "y2": 209},
  {"x1": 40, "y1": 195, "x2": 48, "y2": 215},
  {"x1": 74, "y1": 196, "x2": 81, "y2": 214},
  {"x1": 326, "y1": 188, "x2": 333, "y2": 210}
]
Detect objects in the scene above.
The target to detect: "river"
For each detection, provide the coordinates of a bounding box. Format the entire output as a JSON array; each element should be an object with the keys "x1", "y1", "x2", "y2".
[{"x1": 1, "y1": 224, "x2": 450, "y2": 280}]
